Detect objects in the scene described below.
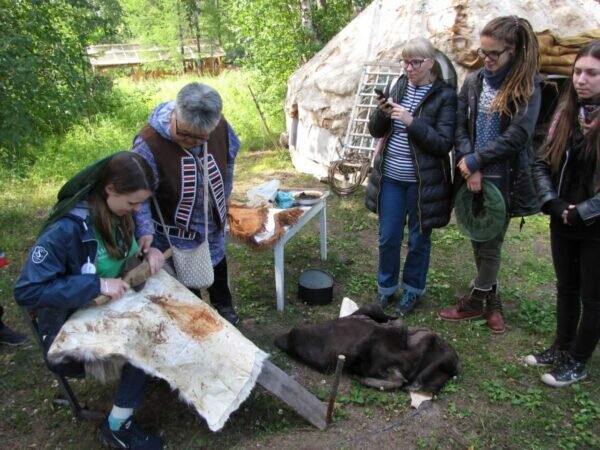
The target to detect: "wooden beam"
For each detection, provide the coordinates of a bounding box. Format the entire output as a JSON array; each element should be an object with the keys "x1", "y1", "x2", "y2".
[{"x1": 257, "y1": 360, "x2": 327, "y2": 430}]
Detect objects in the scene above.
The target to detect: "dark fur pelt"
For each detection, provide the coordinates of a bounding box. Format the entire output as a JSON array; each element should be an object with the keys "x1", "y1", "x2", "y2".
[{"x1": 274, "y1": 303, "x2": 461, "y2": 393}]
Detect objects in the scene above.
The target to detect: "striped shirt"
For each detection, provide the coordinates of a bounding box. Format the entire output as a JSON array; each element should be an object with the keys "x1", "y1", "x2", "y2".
[{"x1": 383, "y1": 83, "x2": 432, "y2": 182}]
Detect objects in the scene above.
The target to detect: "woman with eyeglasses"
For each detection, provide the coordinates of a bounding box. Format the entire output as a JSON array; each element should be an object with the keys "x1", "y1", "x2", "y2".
[
  {"x1": 366, "y1": 37, "x2": 457, "y2": 315},
  {"x1": 524, "y1": 40, "x2": 600, "y2": 387},
  {"x1": 438, "y1": 16, "x2": 542, "y2": 333},
  {"x1": 132, "y1": 83, "x2": 241, "y2": 325}
]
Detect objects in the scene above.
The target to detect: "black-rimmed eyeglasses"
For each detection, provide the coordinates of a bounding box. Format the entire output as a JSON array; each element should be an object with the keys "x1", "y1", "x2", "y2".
[
  {"x1": 400, "y1": 58, "x2": 430, "y2": 69},
  {"x1": 477, "y1": 47, "x2": 510, "y2": 62}
]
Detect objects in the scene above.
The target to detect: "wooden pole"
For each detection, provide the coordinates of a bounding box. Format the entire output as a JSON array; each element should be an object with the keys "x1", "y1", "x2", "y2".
[
  {"x1": 257, "y1": 360, "x2": 327, "y2": 430},
  {"x1": 326, "y1": 354, "x2": 346, "y2": 425},
  {"x1": 247, "y1": 85, "x2": 281, "y2": 150}
]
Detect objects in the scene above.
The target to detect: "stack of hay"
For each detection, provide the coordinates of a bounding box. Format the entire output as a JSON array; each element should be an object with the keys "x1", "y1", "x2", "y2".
[{"x1": 537, "y1": 30, "x2": 600, "y2": 76}]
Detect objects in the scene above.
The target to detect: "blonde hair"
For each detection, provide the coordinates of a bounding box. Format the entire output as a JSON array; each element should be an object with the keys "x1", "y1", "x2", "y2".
[{"x1": 402, "y1": 37, "x2": 442, "y2": 80}]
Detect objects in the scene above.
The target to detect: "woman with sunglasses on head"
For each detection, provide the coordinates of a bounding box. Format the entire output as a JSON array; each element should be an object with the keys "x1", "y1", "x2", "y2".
[
  {"x1": 132, "y1": 83, "x2": 241, "y2": 325},
  {"x1": 524, "y1": 40, "x2": 600, "y2": 387},
  {"x1": 15, "y1": 152, "x2": 165, "y2": 449},
  {"x1": 366, "y1": 37, "x2": 457, "y2": 315},
  {"x1": 437, "y1": 16, "x2": 542, "y2": 333}
]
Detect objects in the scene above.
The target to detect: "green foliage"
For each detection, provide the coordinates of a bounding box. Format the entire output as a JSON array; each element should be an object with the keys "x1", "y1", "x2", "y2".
[
  {"x1": 225, "y1": 0, "x2": 315, "y2": 102},
  {"x1": 223, "y1": 0, "x2": 373, "y2": 114},
  {"x1": 515, "y1": 296, "x2": 556, "y2": 335},
  {"x1": 312, "y1": 0, "x2": 370, "y2": 43},
  {"x1": 0, "y1": 70, "x2": 283, "y2": 187},
  {"x1": 0, "y1": 0, "x2": 120, "y2": 166}
]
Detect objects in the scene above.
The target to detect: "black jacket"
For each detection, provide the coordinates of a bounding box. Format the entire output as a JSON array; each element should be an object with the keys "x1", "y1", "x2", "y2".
[
  {"x1": 365, "y1": 76, "x2": 457, "y2": 230},
  {"x1": 532, "y1": 126, "x2": 600, "y2": 224},
  {"x1": 454, "y1": 69, "x2": 542, "y2": 217}
]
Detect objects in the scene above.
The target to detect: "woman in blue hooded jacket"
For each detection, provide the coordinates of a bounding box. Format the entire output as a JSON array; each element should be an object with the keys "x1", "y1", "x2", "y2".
[{"x1": 15, "y1": 152, "x2": 165, "y2": 450}]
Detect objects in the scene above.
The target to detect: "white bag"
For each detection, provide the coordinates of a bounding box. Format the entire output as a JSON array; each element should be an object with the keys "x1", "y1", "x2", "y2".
[
  {"x1": 153, "y1": 143, "x2": 214, "y2": 289},
  {"x1": 171, "y1": 240, "x2": 214, "y2": 289},
  {"x1": 246, "y1": 179, "x2": 280, "y2": 207}
]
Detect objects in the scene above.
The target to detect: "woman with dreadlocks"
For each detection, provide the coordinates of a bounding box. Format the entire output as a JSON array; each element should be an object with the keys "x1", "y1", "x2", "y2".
[
  {"x1": 437, "y1": 16, "x2": 542, "y2": 333},
  {"x1": 524, "y1": 40, "x2": 600, "y2": 387}
]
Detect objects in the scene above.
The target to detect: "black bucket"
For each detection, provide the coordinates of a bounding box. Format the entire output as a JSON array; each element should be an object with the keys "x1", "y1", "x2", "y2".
[{"x1": 298, "y1": 269, "x2": 334, "y2": 305}]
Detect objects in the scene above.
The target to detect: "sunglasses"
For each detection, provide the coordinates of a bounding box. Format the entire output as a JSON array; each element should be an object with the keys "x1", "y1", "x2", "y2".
[
  {"x1": 400, "y1": 58, "x2": 430, "y2": 69},
  {"x1": 175, "y1": 117, "x2": 209, "y2": 141},
  {"x1": 477, "y1": 47, "x2": 510, "y2": 62}
]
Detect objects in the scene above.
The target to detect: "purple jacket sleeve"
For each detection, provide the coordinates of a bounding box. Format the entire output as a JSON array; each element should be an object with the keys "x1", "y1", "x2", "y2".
[{"x1": 132, "y1": 136, "x2": 159, "y2": 238}]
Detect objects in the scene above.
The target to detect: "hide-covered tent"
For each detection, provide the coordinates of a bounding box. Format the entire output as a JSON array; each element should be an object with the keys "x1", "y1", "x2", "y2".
[{"x1": 284, "y1": 0, "x2": 600, "y2": 177}]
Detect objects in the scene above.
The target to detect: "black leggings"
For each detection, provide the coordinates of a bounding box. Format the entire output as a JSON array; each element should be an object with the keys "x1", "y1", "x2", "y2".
[{"x1": 551, "y1": 223, "x2": 600, "y2": 363}]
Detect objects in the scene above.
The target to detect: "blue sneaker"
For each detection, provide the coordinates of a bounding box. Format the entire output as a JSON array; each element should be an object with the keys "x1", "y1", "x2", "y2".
[
  {"x1": 376, "y1": 293, "x2": 392, "y2": 308},
  {"x1": 394, "y1": 291, "x2": 419, "y2": 315},
  {"x1": 99, "y1": 417, "x2": 163, "y2": 449}
]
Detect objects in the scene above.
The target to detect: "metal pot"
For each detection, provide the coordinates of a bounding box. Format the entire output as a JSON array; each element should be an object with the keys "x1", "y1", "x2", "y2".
[{"x1": 298, "y1": 269, "x2": 334, "y2": 305}]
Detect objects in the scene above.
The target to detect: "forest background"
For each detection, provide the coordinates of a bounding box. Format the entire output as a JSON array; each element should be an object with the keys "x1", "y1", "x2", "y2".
[
  {"x1": 0, "y1": 0, "x2": 371, "y2": 172},
  {"x1": 2, "y1": 2, "x2": 600, "y2": 449}
]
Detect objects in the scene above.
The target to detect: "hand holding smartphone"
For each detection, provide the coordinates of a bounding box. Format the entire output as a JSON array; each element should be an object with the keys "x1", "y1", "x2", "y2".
[{"x1": 374, "y1": 88, "x2": 393, "y2": 110}]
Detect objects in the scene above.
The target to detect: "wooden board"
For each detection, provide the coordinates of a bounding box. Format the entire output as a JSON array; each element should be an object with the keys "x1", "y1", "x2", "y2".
[{"x1": 257, "y1": 360, "x2": 327, "y2": 430}]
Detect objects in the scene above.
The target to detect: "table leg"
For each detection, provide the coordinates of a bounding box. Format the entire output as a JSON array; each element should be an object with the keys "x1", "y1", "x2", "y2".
[
  {"x1": 274, "y1": 242, "x2": 285, "y2": 311},
  {"x1": 320, "y1": 203, "x2": 327, "y2": 261}
]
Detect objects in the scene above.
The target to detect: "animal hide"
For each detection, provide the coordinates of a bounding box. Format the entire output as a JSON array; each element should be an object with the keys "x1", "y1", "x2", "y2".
[
  {"x1": 48, "y1": 270, "x2": 268, "y2": 431},
  {"x1": 275, "y1": 304, "x2": 460, "y2": 393},
  {"x1": 228, "y1": 205, "x2": 304, "y2": 248},
  {"x1": 227, "y1": 202, "x2": 269, "y2": 240}
]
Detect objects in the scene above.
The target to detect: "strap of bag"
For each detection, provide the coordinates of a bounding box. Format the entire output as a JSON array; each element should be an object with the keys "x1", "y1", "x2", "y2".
[
  {"x1": 198, "y1": 142, "x2": 210, "y2": 242},
  {"x1": 152, "y1": 143, "x2": 210, "y2": 247}
]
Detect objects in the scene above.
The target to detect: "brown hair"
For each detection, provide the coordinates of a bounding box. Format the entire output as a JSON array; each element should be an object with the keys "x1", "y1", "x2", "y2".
[
  {"x1": 480, "y1": 16, "x2": 539, "y2": 117},
  {"x1": 88, "y1": 153, "x2": 154, "y2": 259},
  {"x1": 541, "y1": 40, "x2": 600, "y2": 183}
]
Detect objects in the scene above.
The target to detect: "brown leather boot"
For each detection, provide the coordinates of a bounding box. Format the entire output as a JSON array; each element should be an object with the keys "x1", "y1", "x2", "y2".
[
  {"x1": 485, "y1": 292, "x2": 505, "y2": 334},
  {"x1": 438, "y1": 289, "x2": 485, "y2": 321}
]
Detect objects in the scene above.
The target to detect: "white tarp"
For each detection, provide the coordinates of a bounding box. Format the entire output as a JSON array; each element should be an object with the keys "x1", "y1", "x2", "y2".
[
  {"x1": 48, "y1": 270, "x2": 268, "y2": 431},
  {"x1": 285, "y1": 0, "x2": 600, "y2": 176}
]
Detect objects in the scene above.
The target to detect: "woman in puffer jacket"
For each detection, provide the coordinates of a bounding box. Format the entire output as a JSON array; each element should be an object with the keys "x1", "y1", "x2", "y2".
[
  {"x1": 524, "y1": 40, "x2": 600, "y2": 388},
  {"x1": 437, "y1": 16, "x2": 542, "y2": 334},
  {"x1": 365, "y1": 37, "x2": 457, "y2": 315}
]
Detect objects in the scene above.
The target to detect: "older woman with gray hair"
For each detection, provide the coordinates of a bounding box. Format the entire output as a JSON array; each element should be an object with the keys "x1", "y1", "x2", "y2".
[{"x1": 133, "y1": 82, "x2": 241, "y2": 325}]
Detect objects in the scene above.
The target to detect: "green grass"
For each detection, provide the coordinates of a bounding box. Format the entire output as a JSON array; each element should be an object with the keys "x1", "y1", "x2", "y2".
[{"x1": 1, "y1": 74, "x2": 599, "y2": 449}]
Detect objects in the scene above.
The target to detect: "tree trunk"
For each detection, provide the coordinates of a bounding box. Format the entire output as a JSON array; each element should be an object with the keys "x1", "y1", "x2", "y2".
[
  {"x1": 299, "y1": 0, "x2": 320, "y2": 44},
  {"x1": 193, "y1": 8, "x2": 202, "y2": 75},
  {"x1": 316, "y1": 0, "x2": 326, "y2": 10},
  {"x1": 176, "y1": 0, "x2": 186, "y2": 73}
]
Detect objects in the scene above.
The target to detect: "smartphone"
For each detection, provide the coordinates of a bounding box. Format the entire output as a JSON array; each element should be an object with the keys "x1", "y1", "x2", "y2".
[{"x1": 374, "y1": 88, "x2": 386, "y2": 99}]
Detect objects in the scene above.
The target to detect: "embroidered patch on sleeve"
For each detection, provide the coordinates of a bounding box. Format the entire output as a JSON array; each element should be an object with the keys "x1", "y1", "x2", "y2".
[{"x1": 32, "y1": 246, "x2": 49, "y2": 264}]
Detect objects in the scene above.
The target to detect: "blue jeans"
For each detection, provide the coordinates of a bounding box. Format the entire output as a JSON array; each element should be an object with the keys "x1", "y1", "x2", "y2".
[
  {"x1": 378, "y1": 177, "x2": 432, "y2": 297},
  {"x1": 114, "y1": 363, "x2": 147, "y2": 408}
]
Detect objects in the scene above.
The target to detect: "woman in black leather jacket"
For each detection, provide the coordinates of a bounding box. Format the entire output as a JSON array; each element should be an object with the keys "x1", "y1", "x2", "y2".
[
  {"x1": 366, "y1": 37, "x2": 457, "y2": 315},
  {"x1": 524, "y1": 40, "x2": 600, "y2": 387},
  {"x1": 437, "y1": 16, "x2": 541, "y2": 334}
]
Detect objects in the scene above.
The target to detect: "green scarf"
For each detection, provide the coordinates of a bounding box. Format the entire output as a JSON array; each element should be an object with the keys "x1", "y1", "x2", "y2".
[{"x1": 40, "y1": 151, "x2": 128, "y2": 233}]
